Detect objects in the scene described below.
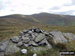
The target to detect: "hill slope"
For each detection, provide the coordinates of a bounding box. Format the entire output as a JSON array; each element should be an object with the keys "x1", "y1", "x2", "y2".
[
  {"x1": 32, "y1": 13, "x2": 75, "y2": 26},
  {"x1": 0, "y1": 13, "x2": 75, "y2": 26},
  {"x1": 0, "y1": 14, "x2": 40, "y2": 26}
]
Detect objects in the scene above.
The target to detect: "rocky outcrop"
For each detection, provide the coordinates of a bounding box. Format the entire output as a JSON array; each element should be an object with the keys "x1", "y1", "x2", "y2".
[
  {"x1": 50, "y1": 31, "x2": 68, "y2": 44},
  {"x1": 0, "y1": 40, "x2": 20, "y2": 56},
  {"x1": 0, "y1": 28, "x2": 75, "y2": 56}
]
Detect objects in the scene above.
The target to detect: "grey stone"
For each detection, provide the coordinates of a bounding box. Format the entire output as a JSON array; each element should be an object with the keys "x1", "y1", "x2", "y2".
[
  {"x1": 50, "y1": 31, "x2": 68, "y2": 44},
  {"x1": 35, "y1": 34, "x2": 45, "y2": 43},
  {"x1": 24, "y1": 34, "x2": 29, "y2": 37},
  {"x1": 10, "y1": 36, "x2": 20, "y2": 43},
  {"x1": 5, "y1": 41, "x2": 20, "y2": 55},
  {"x1": 21, "y1": 49, "x2": 27, "y2": 54},
  {"x1": 34, "y1": 28, "x2": 43, "y2": 33},
  {"x1": 29, "y1": 41, "x2": 38, "y2": 46},
  {"x1": 17, "y1": 41, "x2": 23, "y2": 47},
  {"x1": 21, "y1": 36, "x2": 30, "y2": 43},
  {"x1": 32, "y1": 33, "x2": 39, "y2": 38},
  {"x1": 39, "y1": 38, "x2": 52, "y2": 48},
  {"x1": 23, "y1": 30, "x2": 28, "y2": 35},
  {"x1": 28, "y1": 31, "x2": 33, "y2": 34},
  {"x1": 24, "y1": 43, "x2": 29, "y2": 47},
  {"x1": 0, "y1": 40, "x2": 9, "y2": 52},
  {"x1": 33, "y1": 53, "x2": 37, "y2": 56},
  {"x1": 63, "y1": 33, "x2": 75, "y2": 41},
  {"x1": 0, "y1": 52, "x2": 4, "y2": 56},
  {"x1": 19, "y1": 32, "x2": 23, "y2": 36}
]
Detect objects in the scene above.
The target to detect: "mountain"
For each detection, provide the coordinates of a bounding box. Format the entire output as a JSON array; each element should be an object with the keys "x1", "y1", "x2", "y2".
[
  {"x1": 32, "y1": 13, "x2": 75, "y2": 26},
  {"x1": 0, "y1": 14, "x2": 40, "y2": 26},
  {"x1": 0, "y1": 13, "x2": 75, "y2": 26}
]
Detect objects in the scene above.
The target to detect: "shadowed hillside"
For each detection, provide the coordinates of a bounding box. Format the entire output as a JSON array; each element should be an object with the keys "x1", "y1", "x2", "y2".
[
  {"x1": 0, "y1": 13, "x2": 75, "y2": 26},
  {"x1": 32, "y1": 13, "x2": 75, "y2": 26}
]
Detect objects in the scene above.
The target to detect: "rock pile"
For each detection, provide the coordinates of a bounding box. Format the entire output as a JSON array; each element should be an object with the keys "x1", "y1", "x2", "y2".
[
  {"x1": 10, "y1": 28, "x2": 52, "y2": 49},
  {"x1": 0, "y1": 28, "x2": 75, "y2": 56}
]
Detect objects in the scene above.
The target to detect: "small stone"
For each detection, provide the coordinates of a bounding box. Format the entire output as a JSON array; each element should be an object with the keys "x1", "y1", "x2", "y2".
[
  {"x1": 35, "y1": 34, "x2": 45, "y2": 43},
  {"x1": 28, "y1": 31, "x2": 33, "y2": 34},
  {"x1": 22, "y1": 36, "x2": 30, "y2": 43},
  {"x1": 24, "y1": 43, "x2": 29, "y2": 47},
  {"x1": 21, "y1": 49, "x2": 27, "y2": 54},
  {"x1": 34, "y1": 28, "x2": 43, "y2": 33},
  {"x1": 29, "y1": 41, "x2": 38, "y2": 46},
  {"x1": 33, "y1": 53, "x2": 37, "y2": 56},
  {"x1": 10, "y1": 36, "x2": 20, "y2": 43},
  {"x1": 19, "y1": 32, "x2": 23, "y2": 36},
  {"x1": 23, "y1": 30, "x2": 28, "y2": 34},
  {"x1": 17, "y1": 41, "x2": 23, "y2": 47}
]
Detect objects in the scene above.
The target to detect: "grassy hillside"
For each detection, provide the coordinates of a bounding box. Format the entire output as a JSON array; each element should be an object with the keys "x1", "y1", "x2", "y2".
[
  {"x1": 32, "y1": 13, "x2": 75, "y2": 26},
  {"x1": 0, "y1": 13, "x2": 75, "y2": 41},
  {"x1": 0, "y1": 13, "x2": 75, "y2": 56}
]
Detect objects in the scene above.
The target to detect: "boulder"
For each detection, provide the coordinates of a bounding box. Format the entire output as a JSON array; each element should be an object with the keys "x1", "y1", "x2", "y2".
[
  {"x1": 0, "y1": 52, "x2": 4, "y2": 56},
  {"x1": 0, "y1": 40, "x2": 9, "y2": 52},
  {"x1": 10, "y1": 36, "x2": 20, "y2": 43},
  {"x1": 5, "y1": 40, "x2": 20, "y2": 55},
  {"x1": 35, "y1": 33, "x2": 45, "y2": 43},
  {"x1": 21, "y1": 49, "x2": 27, "y2": 54},
  {"x1": 63, "y1": 33, "x2": 75, "y2": 41},
  {"x1": 50, "y1": 31, "x2": 68, "y2": 44}
]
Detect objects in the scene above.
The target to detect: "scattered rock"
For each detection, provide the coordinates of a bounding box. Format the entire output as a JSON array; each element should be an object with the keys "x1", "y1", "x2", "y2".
[
  {"x1": 0, "y1": 28, "x2": 75, "y2": 56},
  {"x1": 33, "y1": 53, "x2": 37, "y2": 56},
  {"x1": 21, "y1": 49, "x2": 27, "y2": 54}
]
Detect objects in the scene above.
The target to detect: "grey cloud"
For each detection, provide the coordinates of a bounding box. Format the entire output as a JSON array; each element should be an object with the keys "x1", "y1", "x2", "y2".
[
  {"x1": 59, "y1": 10, "x2": 75, "y2": 15},
  {"x1": 0, "y1": 1, "x2": 4, "y2": 10},
  {"x1": 50, "y1": 7, "x2": 60, "y2": 10},
  {"x1": 71, "y1": 0, "x2": 75, "y2": 5}
]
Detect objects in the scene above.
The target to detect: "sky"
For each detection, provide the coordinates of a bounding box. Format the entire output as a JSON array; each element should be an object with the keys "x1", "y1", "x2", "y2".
[{"x1": 0, "y1": 0, "x2": 75, "y2": 16}]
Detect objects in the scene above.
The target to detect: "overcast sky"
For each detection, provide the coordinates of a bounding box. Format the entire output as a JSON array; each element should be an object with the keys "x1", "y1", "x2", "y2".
[{"x1": 0, "y1": 0, "x2": 75, "y2": 16}]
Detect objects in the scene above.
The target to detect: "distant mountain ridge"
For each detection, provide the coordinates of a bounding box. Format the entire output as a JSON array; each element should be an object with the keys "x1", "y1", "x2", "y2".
[
  {"x1": 32, "y1": 13, "x2": 75, "y2": 26},
  {"x1": 0, "y1": 13, "x2": 75, "y2": 26}
]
